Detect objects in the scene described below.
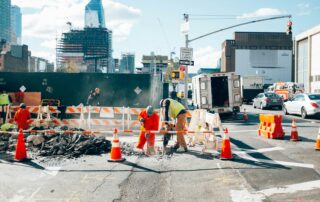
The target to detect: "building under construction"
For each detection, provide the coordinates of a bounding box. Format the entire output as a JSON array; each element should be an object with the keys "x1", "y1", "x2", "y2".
[{"x1": 56, "y1": 27, "x2": 112, "y2": 73}]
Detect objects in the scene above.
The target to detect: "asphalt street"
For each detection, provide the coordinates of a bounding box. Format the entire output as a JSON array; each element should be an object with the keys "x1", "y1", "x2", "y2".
[{"x1": 1, "y1": 105, "x2": 320, "y2": 202}]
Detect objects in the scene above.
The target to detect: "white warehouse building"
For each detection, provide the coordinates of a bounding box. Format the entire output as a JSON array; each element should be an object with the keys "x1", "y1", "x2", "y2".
[
  {"x1": 221, "y1": 32, "x2": 293, "y2": 85},
  {"x1": 295, "y1": 25, "x2": 320, "y2": 93}
]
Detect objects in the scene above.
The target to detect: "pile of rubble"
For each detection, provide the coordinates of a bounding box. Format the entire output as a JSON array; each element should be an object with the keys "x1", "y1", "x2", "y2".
[{"x1": 0, "y1": 126, "x2": 111, "y2": 158}]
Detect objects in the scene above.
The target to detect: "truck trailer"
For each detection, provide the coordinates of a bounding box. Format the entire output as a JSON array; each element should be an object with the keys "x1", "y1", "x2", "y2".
[{"x1": 192, "y1": 72, "x2": 242, "y2": 114}]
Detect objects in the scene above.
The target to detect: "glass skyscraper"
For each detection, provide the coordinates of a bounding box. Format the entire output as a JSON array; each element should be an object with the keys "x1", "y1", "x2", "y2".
[
  {"x1": 0, "y1": 0, "x2": 11, "y2": 43},
  {"x1": 85, "y1": 0, "x2": 106, "y2": 28},
  {"x1": 120, "y1": 53, "x2": 135, "y2": 73},
  {"x1": 11, "y1": 5, "x2": 22, "y2": 44}
]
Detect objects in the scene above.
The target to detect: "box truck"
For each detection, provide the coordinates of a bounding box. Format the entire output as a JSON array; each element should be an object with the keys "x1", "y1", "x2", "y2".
[{"x1": 192, "y1": 72, "x2": 242, "y2": 114}]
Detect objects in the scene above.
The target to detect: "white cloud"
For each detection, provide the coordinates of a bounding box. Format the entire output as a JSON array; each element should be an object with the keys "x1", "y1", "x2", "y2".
[
  {"x1": 12, "y1": 0, "x2": 49, "y2": 9},
  {"x1": 40, "y1": 40, "x2": 57, "y2": 49},
  {"x1": 238, "y1": 8, "x2": 285, "y2": 19},
  {"x1": 32, "y1": 51, "x2": 56, "y2": 63},
  {"x1": 297, "y1": 3, "x2": 311, "y2": 16},
  {"x1": 104, "y1": 1, "x2": 141, "y2": 41},
  {"x1": 12, "y1": 0, "x2": 141, "y2": 62},
  {"x1": 189, "y1": 46, "x2": 221, "y2": 73}
]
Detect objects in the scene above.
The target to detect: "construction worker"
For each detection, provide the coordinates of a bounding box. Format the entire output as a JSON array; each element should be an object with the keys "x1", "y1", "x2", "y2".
[
  {"x1": 136, "y1": 106, "x2": 159, "y2": 155},
  {"x1": 14, "y1": 103, "x2": 31, "y2": 130},
  {"x1": 160, "y1": 98, "x2": 188, "y2": 152},
  {"x1": 0, "y1": 91, "x2": 11, "y2": 123},
  {"x1": 87, "y1": 87, "x2": 101, "y2": 106}
]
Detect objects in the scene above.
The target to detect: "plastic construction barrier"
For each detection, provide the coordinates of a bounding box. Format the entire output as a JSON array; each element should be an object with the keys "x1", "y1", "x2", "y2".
[{"x1": 258, "y1": 114, "x2": 284, "y2": 139}]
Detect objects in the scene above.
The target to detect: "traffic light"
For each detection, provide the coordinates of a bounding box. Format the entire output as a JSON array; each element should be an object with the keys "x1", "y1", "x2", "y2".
[
  {"x1": 171, "y1": 70, "x2": 180, "y2": 79},
  {"x1": 287, "y1": 20, "x2": 292, "y2": 35},
  {"x1": 179, "y1": 70, "x2": 185, "y2": 80},
  {"x1": 171, "y1": 70, "x2": 185, "y2": 80}
]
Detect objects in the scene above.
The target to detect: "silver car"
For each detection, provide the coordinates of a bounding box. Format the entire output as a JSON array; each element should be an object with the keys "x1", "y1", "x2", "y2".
[
  {"x1": 283, "y1": 93, "x2": 320, "y2": 119},
  {"x1": 253, "y1": 92, "x2": 283, "y2": 110}
]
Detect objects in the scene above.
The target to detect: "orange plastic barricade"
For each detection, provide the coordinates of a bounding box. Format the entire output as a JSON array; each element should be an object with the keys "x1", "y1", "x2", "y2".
[{"x1": 258, "y1": 114, "x2": 284, "y2": 139}]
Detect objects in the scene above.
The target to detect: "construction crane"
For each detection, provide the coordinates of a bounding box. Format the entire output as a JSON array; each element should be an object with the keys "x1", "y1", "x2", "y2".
[{"x1": 182, "y1": 14, "x2": 292, "y2": 98}]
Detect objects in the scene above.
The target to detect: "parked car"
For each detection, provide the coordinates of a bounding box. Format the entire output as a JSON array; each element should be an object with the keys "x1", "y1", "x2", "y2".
[
  {"x1": 283, "y1": 93, "x2": 320, "y2": 119},
  {"x1": 253, "y1": 92, "x2": 283, "y2": 110}
]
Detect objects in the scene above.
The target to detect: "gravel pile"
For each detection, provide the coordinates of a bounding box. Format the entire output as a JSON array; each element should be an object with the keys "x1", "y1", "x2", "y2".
[{"x1": 0, "y1": 126, "x2": 111, "y2": 158}]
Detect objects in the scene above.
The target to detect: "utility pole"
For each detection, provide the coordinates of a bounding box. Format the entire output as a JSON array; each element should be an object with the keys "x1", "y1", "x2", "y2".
[
  {"x1": 183, "y1": 14, "x2": 189, "y2": 99},
  {"x1": 151, "y1": 51, "x2": 156, "y2": 75}
]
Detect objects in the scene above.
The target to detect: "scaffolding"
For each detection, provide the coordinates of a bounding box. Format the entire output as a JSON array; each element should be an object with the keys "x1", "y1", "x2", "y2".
[{"x1": 56, "y1": 27, "x2": 112, "y2": 72}]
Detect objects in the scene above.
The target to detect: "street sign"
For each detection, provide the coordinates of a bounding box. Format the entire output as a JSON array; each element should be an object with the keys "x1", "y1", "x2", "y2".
[
  {"x1": 180, "y1": 22, "x2": 190, "y2": 34},
  {"x1": 179, "y1": 60, "x2": 194, "y2": 66},
  {"x1": 180, "y1": 47, "x2": 193, "y2": 61}
]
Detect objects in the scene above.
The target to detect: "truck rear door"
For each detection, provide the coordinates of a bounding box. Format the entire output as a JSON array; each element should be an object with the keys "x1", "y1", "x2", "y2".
[
  {"x1": 199, "y1": 75, "x2": 212, "y2": 109},
  {"x1": 231, "y1": 75, "x2": 241, "y2": 106}
]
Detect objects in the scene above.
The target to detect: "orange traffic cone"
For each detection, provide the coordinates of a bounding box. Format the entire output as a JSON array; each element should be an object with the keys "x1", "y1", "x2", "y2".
[
  {"x1": 108, "y1": 128, "x2": 125, "y2": 162},
  {"x1": 290, "y1": 119, "x2": 300, "y2": 141},
  {"x1": 15, "y1": 129, "x2": 27, "y2": 161},
  {"x1": 243, "y1": 108, "x2": 248, "y2": 121},
  {"x1": 220, "y1": 128, "x2": 233, "y2": 160},
  {"x1": 315, "y1": 129, "x2": 320, "y2": 150}
]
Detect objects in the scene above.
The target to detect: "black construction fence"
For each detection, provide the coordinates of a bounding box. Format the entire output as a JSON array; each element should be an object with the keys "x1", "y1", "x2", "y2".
[{"x1": 0, "y1": 72, "x2": 167, "y2": 108}]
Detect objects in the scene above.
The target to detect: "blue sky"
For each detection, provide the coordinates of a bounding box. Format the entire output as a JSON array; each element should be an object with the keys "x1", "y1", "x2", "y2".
[{"x1": 12, "y1": 0, "x2": 320, "y2": 73}]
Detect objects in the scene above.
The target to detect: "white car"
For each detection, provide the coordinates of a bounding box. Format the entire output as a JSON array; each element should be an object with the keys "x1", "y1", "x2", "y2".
[{"x1": 283, "y1": 94, "x2": 320, "y2": 119}]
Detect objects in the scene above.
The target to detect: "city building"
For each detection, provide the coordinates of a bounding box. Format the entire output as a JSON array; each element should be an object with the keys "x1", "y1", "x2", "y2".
[
  {"x1": 221, "y1": 32, "x2": 293, "y2": 84},
  {"x1": 11, "y1": 5, "x2": 22, "y2": 45},
  {"x1": 113, "y1": 58, "x2": 120, "y2": 73},
  {"x1": 120, "y1": 53, "x2": 135, "y2": 73},
  {"x1": 28, "y1": 53, "x2": 54, "y2": 72},
  {"x1": 141, "y1": 53, "x2": 169, "y2": 74},
  {"x1": 56, "y1": 28, "x2": 112, "y2": 73},
  {"x1": 0, "y1": 44, "x2": 28, "y2": 72},
  {"x1": 0, "y1": 0, "x2": 11, "y2": 44},
  {"x1": 57, "y1": 0, "x2": 112, "y2": 73},
  {"x1": 85, "y1": 0, "x2": 105, "y2": 28},
  {"x1": 294, "y1": 25, "x2": 320, "y2": 93}
]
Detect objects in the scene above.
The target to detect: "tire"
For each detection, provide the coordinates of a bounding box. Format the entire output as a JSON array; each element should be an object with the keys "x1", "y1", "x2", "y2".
[
  {"x1": 283, "y1": 105, "x2": 289, "y2": 115},
  {"x1": 301, "y1": 107, "x2": 307, "y2": 119},
  {"x1": 253, "y1": 102, "x2": 256, "y2": 108}
]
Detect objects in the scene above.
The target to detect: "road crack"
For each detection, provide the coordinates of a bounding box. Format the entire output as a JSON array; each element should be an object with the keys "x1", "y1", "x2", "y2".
[{"x1": 92, "y1": 164, "x2": 118, "y2": 193}]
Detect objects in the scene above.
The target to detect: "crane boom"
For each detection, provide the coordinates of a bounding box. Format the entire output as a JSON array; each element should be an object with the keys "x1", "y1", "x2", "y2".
[{"x1": 188, "y1": 15, "x2": 292, "y2": 43}]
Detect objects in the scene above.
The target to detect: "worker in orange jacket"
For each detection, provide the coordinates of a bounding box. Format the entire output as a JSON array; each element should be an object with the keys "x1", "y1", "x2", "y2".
[
  {"x1": 136, "y1": 106, "x2": 159, "y2": 155},
  {"x1": 14, "y1": 103, "x2": 31, "y2": 130}
]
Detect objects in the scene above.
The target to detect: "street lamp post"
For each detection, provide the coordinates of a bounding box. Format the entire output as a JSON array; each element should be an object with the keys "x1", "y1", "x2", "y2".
[{"x1": 183, "y1": 14, "x2": 189, "y2": 99}]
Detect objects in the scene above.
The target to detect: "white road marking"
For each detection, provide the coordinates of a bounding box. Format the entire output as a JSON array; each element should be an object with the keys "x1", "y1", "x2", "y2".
[
  {"x1": 235, "y1": 151, "x2": 257, "y2": 162},
  {"x1": 230, "y1": 189, "x2": 264, "y2": 202},
  {"x1": 43, "y1": 166, "x2": 61, "y2": 176},
  {"x1": 238, "y1": 153, "x2": 314, "y2": 169},
  {"x1": 231, "y1": 180, "x2": 320, "y2": 202},
  {"x1": 259, "y1": 179, "x2": 320, "y2": 196},
  {"x1": 235, "y1": 147, "x2": 284, "y2": 154},
  {"x1": 231, "y1": 144, "x2": 314, "y2": 169}
]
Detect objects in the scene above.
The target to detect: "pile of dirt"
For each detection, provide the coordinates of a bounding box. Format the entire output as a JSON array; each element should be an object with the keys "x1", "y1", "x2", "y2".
[{"x1": 0, "y1": 126, "x2": 111, "y2": 158}]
